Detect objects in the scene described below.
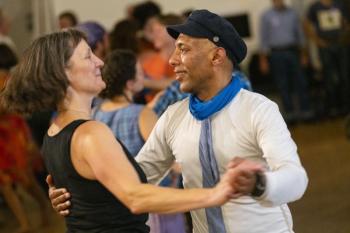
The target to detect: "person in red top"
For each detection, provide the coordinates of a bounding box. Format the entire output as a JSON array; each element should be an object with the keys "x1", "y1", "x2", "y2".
[
  {"x1": 141, "y1": 14, "x2": 184, "y2": 103},
  {"x1": 0, "y1": 43, "x2": 50, "y2": 233}
]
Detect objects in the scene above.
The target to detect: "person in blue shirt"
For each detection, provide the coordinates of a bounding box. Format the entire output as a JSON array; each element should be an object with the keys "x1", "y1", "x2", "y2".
[
  {"x1": 260, "y1": 0, "x2": 313, "y2": 124},
  {"x1": 92, "y1": 49, "x2": 158, "y2": 157}
]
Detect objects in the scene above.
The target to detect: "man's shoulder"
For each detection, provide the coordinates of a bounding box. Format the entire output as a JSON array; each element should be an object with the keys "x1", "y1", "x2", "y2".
[
  {"x1": 226, "y1": 90, "x2": 282, "y2": 129},
  {"x1": 227, "y1": 89, "x2": 277, "y2": 117},
  {"x1": 235, "y1": 89, "x2": 274, "y2": 108}
]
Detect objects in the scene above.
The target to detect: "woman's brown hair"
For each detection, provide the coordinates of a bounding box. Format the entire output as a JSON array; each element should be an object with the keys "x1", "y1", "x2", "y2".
[{"x1": 0, "y1": 29, "x2": 86, "y2": 115}]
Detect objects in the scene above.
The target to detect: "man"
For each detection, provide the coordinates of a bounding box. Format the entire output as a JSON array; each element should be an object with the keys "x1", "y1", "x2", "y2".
[
  {"x1": 145, "y1": 14, "x2": 251, "y2": 116},
  {"x1": 304, "y1": 0, "x2": 349, "y2": 115},
  {"x1": 259, "y1": 0, "x2": 312, "y2": 124},
  {"x1": 48, "y1": 10, "x2": 308, "y2": 233}
]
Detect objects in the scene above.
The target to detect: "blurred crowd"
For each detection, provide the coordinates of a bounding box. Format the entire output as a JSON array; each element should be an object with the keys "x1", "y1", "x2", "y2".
[{"x1": 0, "y1": 0, "x2": 350, "y2": 232}]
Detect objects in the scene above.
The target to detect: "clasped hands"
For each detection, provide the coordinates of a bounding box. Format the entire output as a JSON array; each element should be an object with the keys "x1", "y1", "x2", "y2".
[
  {"x1": 46, "y1": 157, "x2": 265, "y2": 216},
  {"x1": 220, "y1": 157, "x2": 265, "y2": 199}
]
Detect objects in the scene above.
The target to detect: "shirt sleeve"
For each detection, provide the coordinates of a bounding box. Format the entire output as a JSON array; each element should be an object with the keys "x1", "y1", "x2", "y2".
[
  {"x1": 251, "y1": 100, "x2": 308, "y2": 206},
  {"x1": 135, "y1": 109, "x2": 175, "y2": 184}
]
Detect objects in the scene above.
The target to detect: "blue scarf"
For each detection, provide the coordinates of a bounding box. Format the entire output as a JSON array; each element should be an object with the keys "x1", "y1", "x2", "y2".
[
  {"x1": 190, "y1": 74, "x2": 244, "y2": 233},
  {"x1": 189, "y1": 74, "x2": 244, "y2": 120}
]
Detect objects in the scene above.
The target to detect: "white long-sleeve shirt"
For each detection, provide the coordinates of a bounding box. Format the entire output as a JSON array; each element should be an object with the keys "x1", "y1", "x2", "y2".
[{"x1": 136, "y1": 89, "x2": 308, "y2": 233}]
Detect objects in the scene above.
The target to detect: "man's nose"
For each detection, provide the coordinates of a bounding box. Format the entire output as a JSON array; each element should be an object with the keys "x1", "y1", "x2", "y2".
[{"x1": 169, "y1": 50, "x2": 179, "y2": 67}]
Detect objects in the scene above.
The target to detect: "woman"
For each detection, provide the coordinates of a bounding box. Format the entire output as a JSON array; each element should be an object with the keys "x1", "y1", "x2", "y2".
[
  {"x1": 93, "y1": 50, "x2": 157, "y2": 156},
  {"x1": 0, "y1": 29, "x2": 244, "y2": 233}
]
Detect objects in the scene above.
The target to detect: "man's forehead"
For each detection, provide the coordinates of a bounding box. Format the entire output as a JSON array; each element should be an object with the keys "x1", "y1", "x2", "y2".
[{"x1": 175, "y1": 33, "x2": 211, "y2": 46}]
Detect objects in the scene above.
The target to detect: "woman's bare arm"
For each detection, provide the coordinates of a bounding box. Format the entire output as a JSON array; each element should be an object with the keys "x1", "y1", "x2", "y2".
[{"x1": 75, "y1": 121, "x2": 236, "y2": 214}]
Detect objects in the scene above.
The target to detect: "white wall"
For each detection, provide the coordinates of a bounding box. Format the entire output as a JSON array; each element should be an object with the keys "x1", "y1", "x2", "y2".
[
  {"x1": 0, "y1": 0, "x2": 317, "y2": 66},
  {"x1": 53, "y1": 0, "x2": 271, "y2": 30},
  {"x1": 53, "y1": 0, "x2": 276, "y2": 65},
  {"x1": 0, "y1": 0, "x2": 32, "y2": 54}
]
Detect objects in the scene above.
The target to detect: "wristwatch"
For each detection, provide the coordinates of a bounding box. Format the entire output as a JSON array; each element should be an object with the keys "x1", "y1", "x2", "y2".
[{"x1": 251, "y1": 172, "x2": 266, "y2": 197}]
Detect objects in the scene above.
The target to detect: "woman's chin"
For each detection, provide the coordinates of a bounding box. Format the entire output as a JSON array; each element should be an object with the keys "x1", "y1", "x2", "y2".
[
  {"x1": 97, "y1": 79, "x2": 106, "y2": 89},
  {"x1": 100, "y1": 81, "x2": 106, "y2": 90},
  {"x1": 92, "y1": 81, "x2": 106, "y2": 96}
]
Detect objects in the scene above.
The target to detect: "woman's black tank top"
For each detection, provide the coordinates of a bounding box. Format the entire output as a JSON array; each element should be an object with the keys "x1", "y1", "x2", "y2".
[{"x1": 42, "y1": 120, "x2": 150, "y2": 233}]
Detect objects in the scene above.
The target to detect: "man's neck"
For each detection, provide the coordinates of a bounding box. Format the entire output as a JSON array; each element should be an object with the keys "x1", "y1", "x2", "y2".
[{"x1": 196, "y1": 72, "x2": 232, "y2": 101}]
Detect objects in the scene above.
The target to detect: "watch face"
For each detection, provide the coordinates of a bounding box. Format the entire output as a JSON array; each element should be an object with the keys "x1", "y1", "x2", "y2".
[{"x1": 252, "y1": 173, "x2": 266, "y2": 197}]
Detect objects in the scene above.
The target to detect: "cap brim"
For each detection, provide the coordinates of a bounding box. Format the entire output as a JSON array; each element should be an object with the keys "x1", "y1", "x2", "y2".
[{"x1": 166, "y1": 20, "x2": 209, "y2": 40}]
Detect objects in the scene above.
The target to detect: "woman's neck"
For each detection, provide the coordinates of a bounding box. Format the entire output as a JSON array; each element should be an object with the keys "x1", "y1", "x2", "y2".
[
  {"x1": 56, "y1": 108, "x2": 91, "y2": 123},
  {"x1": 58, "y1": 108, "x2": 91, "y2": 116},
  {"x1": 60, "y1": 89, "x2": 94, "y2": 113},
  {"x1": 49, "y1": 92, "x2": 93, "y2": 135},
  {"x1": 57, "y1": 97, "x2": 92, "y2": 120}
]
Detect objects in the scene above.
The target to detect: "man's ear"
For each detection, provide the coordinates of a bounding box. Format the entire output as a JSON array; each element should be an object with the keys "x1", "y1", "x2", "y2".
[{"x1": 212, "y1": 47, "x2": 226, "y2": 66}]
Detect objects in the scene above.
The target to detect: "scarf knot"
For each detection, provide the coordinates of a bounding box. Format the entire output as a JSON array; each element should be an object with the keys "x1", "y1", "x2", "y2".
[{"x1": 189, "y1": 74, "x2": 244, "y2": 120}]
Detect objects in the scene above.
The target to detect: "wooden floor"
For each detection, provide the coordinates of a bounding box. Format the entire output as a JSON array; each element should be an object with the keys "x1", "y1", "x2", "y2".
[
  {"x1": 289, "y1": 117, "x2": 350, "y2": 233},
  {"x1": 0, "y1": 117, "x2": 349, "y2": 233}
]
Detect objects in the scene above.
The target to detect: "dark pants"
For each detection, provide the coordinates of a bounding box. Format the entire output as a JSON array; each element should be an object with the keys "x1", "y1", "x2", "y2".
[
  {"x1": 319, "y1": 45, "x2": 349, "y2": 112},
  {"x1": 270, "y1": 50, "x2": 311, "y2": 119}
]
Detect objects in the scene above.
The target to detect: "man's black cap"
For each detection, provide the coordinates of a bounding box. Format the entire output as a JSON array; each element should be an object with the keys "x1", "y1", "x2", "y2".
[{"x1": 166, "y1": 9, "x2": 247, "y2": 65}]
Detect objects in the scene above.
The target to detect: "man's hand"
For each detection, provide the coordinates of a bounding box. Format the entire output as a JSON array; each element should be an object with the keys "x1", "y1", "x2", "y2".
[
  {"x1": 227, "y1": 157, "x2": 265, "y2": 197},
  {"x1": 46, "y1": 175, "x2": 71, "y2": 216}
]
